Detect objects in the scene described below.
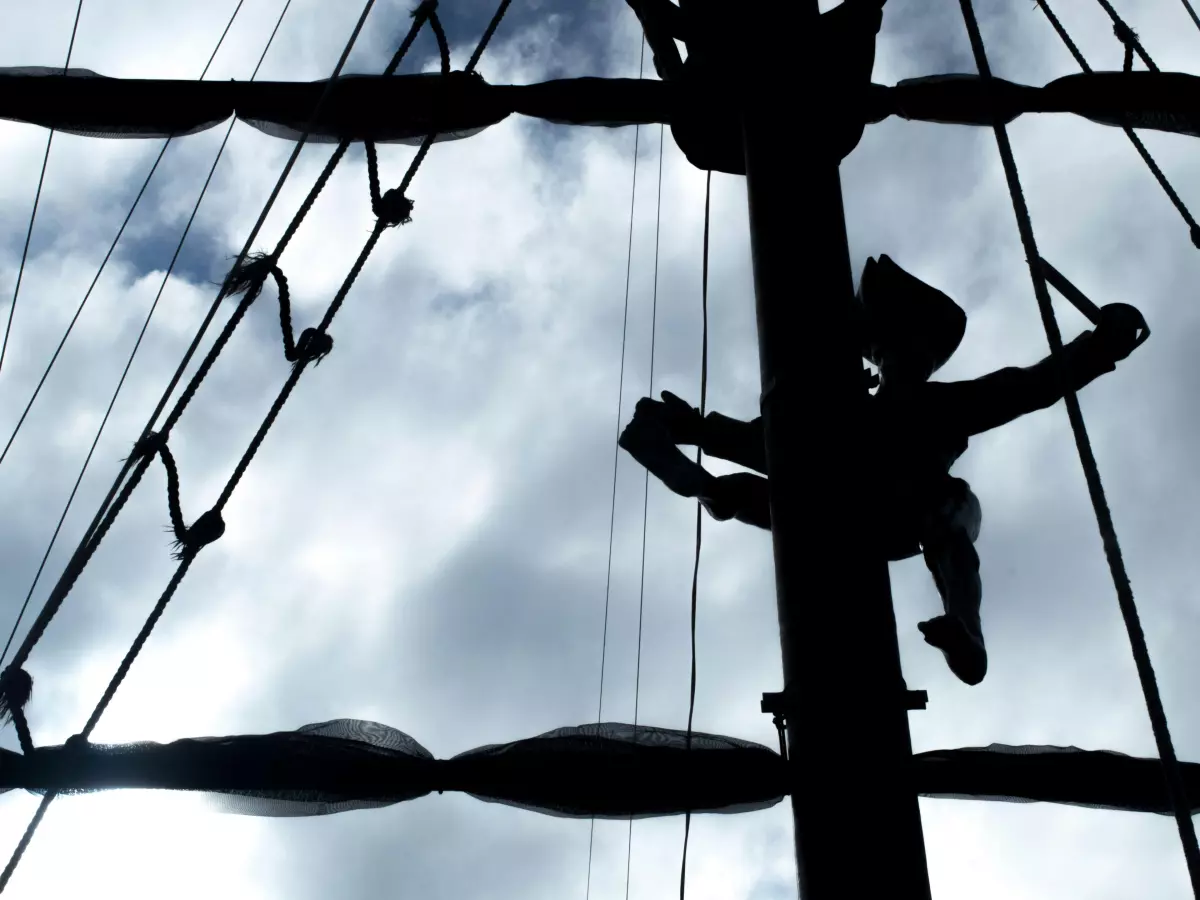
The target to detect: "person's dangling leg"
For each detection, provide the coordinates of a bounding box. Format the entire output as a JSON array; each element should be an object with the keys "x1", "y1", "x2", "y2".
[{"x1": 916, "y1": 478, "x2": 988, "y2": 685}]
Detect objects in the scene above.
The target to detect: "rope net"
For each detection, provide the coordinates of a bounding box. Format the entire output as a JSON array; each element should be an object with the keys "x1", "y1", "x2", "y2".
[{"x1": 1, "y1": 721, "x2": 1198, "y2": 820}]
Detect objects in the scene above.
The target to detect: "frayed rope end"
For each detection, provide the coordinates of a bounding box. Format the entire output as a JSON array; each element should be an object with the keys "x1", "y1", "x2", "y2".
[
  {"x1": 224, "y1": 252, "x2": 275, "y2": 298},
  {"x1": 0, "y1": 668, "x2": 33, "y2": 725}
]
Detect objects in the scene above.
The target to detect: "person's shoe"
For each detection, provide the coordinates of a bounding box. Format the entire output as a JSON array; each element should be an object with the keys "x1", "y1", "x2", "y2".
[
  {"x1": 918, "y1": 615, "x2": 987, "y2": 686},
  {"x1": 618, "y1": 405, "x2": 712, "y2": 498}
]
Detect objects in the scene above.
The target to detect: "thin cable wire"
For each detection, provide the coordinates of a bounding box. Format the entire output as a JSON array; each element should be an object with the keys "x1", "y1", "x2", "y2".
[
  {"x1": 0, "y1": 0, "x2": 290, "y2": 671},
  {"x1": 623, "y1": 118, "x2": 665, "y2": 900},
  {"x1": 0, "y1": 1, "x2": 249, "y2": 475},
  {"x1": 0, "y1": 0, "x2": 86, "y2": 379},
  {"x1": 586, "y1": 35, "x2": 646, "y2": 900},
  {"x1": 959, "y1": 1, "x2": 1200, "y2": 894},
  {"x1": 678, "y1": 168, "x2": 711, "y2": 900}
]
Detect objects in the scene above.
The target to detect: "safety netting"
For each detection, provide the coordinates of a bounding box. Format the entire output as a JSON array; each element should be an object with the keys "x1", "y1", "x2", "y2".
[
  {"x1": 0, "y1": 67, "x2": 512, "y2": 143},
  {"x1": 915, "y1": 742, "x2": 1200, "y2": 815},
  {"x1": 5, "y1": 67, "x2": 1200, "y2": 146},
  {"x1": 0, "y1": 721, "x2": 787, "y2": 819},
  {"x1": 875, "y1": 71, "x2": 1200, "y2": 138},
  {"x1": 0, "y1": 720, "x2": 1194, "y2": 819}
]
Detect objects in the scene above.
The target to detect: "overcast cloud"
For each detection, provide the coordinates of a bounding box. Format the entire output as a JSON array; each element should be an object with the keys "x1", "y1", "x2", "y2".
[{"x1": 0, "y1": 0, "x2": 1198, "y2": 897}]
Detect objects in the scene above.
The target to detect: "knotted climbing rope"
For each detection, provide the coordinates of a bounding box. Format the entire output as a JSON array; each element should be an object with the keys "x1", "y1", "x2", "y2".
[{"x1": 0, "y1": 0, "x2": 513, "y2": 891}]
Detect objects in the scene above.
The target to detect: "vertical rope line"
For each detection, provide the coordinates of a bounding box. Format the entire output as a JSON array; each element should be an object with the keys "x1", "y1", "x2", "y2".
[
  {"x1": 959, "y1": 1, "x2": 1200, "y2": 893},
  {"x1": 678, "y1": 168, "x2": 711, "y2": 900},
  {"x1": 0, "y1": 0, "x2": 86, "y2": 379},
  {"x1": 624, "y1": 117, "x2": 665, "y2": 900},
  {"x1": 586, "y1": 35, "x2": 646, "y2": 900}
]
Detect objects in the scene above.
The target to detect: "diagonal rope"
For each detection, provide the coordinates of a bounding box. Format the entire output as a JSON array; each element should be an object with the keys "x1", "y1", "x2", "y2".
[
  {"x1": 1034, "y1": 0, "x2": 1200, "y2": 248},
  {"x1": 678, "y1": 168, "x2": 711, "y2": 900},
  {"x1": 0, "y1": 0, "x2": 276, "y2": 672},
  {"x1": 0, "y1": 0, "x2": 515, "y2": 890},
  {"x1": 1181, "y1": 0, "x2": 1200, "y2": 34},
  {"x1": 0, "y1": 0, "x2": 86, "y2": 380},
  {"x1": 623, "y1": 116, "x2": 665, "y2": 900},
  {"x1": 586, "y1": 35, "x2": 647, "y2": 900},
  {"x1": 959, "y1": 1, "x2": 1200, "y2": 894},
  {"x1": 1093, "y1": 0, "x2": 1157, "y2": 70},
  {"x1": 0, "y1": 0, "x2": 387, "y2": 713}
]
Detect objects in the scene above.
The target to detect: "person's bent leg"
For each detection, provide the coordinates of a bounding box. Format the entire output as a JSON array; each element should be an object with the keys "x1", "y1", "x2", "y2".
[{"x1": 917, "y1": 479, "x2": 987, "y2": 685}]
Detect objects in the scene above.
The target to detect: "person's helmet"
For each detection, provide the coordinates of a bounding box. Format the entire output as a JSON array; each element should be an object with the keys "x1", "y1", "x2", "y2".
[{"x1": 857, "y1": 254, "x2": 966, "y2": 378}]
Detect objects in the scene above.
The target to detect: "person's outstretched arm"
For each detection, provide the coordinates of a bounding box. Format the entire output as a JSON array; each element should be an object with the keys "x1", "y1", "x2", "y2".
[{"x1": 931, "y1": 303, "x2": 1146, "y2": 438}]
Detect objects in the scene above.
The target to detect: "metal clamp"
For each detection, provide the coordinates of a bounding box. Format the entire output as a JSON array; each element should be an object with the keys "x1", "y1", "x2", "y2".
[{"x1": 762, "y1": 687, "x2": 928, "y2": 716}]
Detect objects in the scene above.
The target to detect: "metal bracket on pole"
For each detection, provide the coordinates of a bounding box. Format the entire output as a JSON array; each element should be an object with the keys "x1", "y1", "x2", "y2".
[
  {"x1": 762, "y1": 687, "x2": 928, "y2": 718},
  {"x1": 761, "y1": 686, "x2": 928, "y2": 760},
  {"x1": 761, "y1": 691, "x2": 791, "y2": 760}
]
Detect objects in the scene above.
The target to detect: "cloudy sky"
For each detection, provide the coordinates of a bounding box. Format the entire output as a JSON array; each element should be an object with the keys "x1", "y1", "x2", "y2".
[{"x1": 1, "y1": 0, "x2": 1199, "y2": 897}]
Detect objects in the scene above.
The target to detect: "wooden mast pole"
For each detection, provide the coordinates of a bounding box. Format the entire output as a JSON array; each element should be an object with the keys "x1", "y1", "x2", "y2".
[{"x1": 742, "y1": 2, "x2": 933, "y2": 895}]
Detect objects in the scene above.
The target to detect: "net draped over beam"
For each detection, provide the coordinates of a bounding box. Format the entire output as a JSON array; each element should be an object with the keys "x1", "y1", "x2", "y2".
[
  {"x1": 1, "y1": 719, "x2": 1197, "y2": 820},
  {"x1": 0, "y1": 721, "x2": 787, "y2": 819},
  {"x1": 3, "y1": 67, "x2": 1200, "y2": 151}
]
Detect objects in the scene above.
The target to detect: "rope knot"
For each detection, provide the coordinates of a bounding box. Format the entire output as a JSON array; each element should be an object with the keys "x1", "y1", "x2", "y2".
[
  {"x1": 374, "y1": 188, "x2": 414, "y2": 227},
  {"x1": 130, "y1": 430, "x2": 168, "y2": 462},
  {"x1": 0, "y1": 667, "x2": 33, "y2": 725},
  {"x1": 172, "y1": 508, "x2": 226, "y2": 560},
  {"x1": 63, "y1": 734, "x2": 89, "y2": 753},
  {"x1": 1112, "y1": 20, "x2": 1137, "y2": 47},
  {"x1": 224, "y1": 252, "x2": 277, "y2": 299},
  {"x1": 295, "y1": 328, "x2": 334, "y2": 365}
]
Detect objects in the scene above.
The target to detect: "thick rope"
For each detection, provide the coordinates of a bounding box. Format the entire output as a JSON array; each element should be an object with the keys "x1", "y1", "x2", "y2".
[
  {"x1": 467, "y1": 0, "x2": 512, "y2": 72},
  {"x1": 678, "y1": 169, "x2": 711, "y2": 900},
  {"x1": 959, "y1": 1, "x2": 1200, "y2": 893},
  {"x1": 426, "y1": 4, "x2": 451, "y2": 73},
  {"x1": 1181, "y1": 0, "x2": 1200, "y2": 34},
  {"x1": 0, "y1": 0, "x2": 518, "y2": 889},
  {"x1": 0, "y1": 0, "x2": 385, "y2": 717},
  {"x1": 0, "y1": 0, "x2": 85, "y2": 380},
  {"x1": 586, "y1": 37, "x2": 646, "y2": 900},
  {"x1": 1093, "y1": 0, "x2": 1157, "y2": 71},
  {"x1": 0, "y1": 0, "x2": 274, "y2": 673},
  {"x1": 1035, "y1": 0, "x2": 1200, "y2": 248}
]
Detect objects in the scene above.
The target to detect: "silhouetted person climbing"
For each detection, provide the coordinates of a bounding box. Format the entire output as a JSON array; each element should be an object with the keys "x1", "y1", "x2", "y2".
[{"x1": 619, "y1": 255, "x2": 1147, "y2": 686}]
